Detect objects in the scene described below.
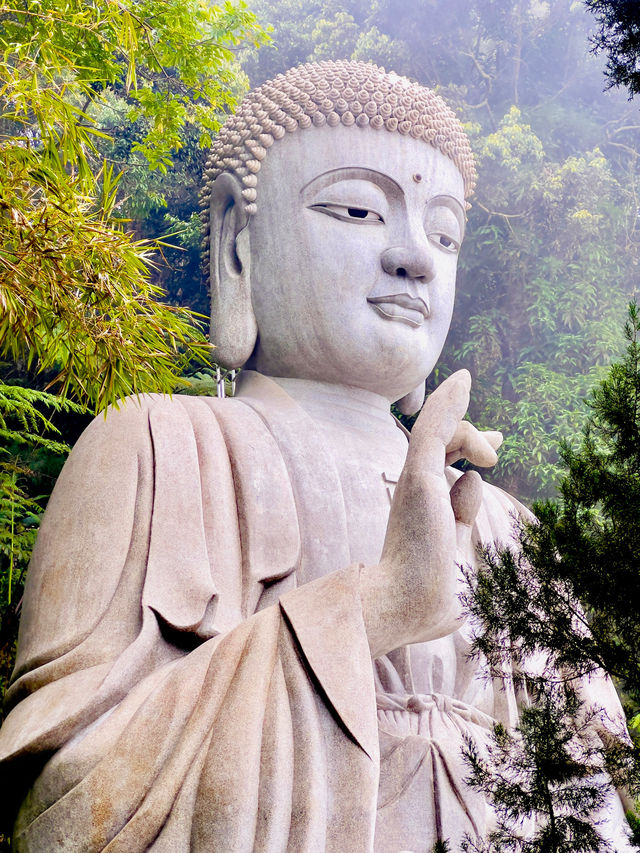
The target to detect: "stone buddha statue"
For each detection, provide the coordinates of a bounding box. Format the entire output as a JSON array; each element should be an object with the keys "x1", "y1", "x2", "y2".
[{"x1": 0, "y1": 61, "x2": 633, "y2": 852}]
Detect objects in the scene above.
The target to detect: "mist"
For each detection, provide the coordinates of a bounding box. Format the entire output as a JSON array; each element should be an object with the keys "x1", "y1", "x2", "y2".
[{"x1": 240, "y1": 0, "x2": 640, "y2": 502}]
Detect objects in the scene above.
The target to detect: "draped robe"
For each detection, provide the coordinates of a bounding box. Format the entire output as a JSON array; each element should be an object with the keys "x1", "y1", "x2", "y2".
[{"x1": 0, "y1": 373, "x2": 631, "y2": 852}]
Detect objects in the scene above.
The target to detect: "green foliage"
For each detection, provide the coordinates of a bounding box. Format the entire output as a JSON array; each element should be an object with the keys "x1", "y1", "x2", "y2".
[
  {"x1": 627, "y1": 810, "x2": 640, "y2": 848},
  {"x1": 0, "y1": 0, "x2": 265, "y2": 168},
  {"x1": 0, "y1": 383, "x2": 82, "y2": 602},
  {"x1": 454, "y1": 115, "x2": 634, "y2": 501},
  {"x1": 1, "y1": 160, "x2": 209, "y2": 409},
  {"x1": 310, "y1": 10, "x2": 359, "y2": 60},
  {"x1": 0, "y1": 0, "x2": 267, "y2": 411},
  {"x1": 78, "y1": 0, "x2": 267, "y2": 311},
  {"x1": 586, "y1": 0, "x2": 640, "y2": 98},
  {"x1": 461, "y1": 685, "x2": 620, "y2": 853},
  {"x1": 462, "y1": 305, "x2": 640, "y2": 849}
]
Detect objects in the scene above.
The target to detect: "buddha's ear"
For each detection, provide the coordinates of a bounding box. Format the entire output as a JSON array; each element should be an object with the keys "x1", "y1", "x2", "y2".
[
  {"x1": 208, "y1": 172, "x2": 257, "y2": 369},
  {"x1": 395, "y1": 381, "x2": 426, "y2": 416}
]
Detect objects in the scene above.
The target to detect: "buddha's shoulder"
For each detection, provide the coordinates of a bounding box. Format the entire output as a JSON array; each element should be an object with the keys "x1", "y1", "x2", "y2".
[
  {"x1": 77, "y1": 393, "x2": 272, "y2": 461},
  {"x1": 83, "y1": 392, "x2": 242, "y2": 432}
]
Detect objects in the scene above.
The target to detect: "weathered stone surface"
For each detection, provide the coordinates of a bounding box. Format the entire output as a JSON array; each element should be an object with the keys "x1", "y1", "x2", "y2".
[{"x1": 0, "y1": 60, "x2": 633, "y2": 852}]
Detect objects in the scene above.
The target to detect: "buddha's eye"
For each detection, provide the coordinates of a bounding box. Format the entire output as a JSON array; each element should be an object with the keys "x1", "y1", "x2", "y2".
[
  {"x1": 309, "y1": 203, "x2": 384, "y2": 224},
  {"x1": 433, "y1": 233, "x2": 460, "y2": 253},
  {"x1": 424, "y1": 202, "x2": 463, "y2": 254}
]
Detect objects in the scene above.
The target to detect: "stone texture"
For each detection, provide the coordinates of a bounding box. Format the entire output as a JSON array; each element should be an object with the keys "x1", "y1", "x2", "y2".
[
  {"x1": 0, "y1": 61, "x2": 634, "y2": 853},
  {"x1": 198, "y1": 58, "x2": 477, "y2": 249}
]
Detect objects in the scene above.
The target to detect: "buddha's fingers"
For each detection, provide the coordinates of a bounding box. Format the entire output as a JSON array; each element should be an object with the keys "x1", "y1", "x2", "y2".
[
  {"x1": 381, "y1": 372, "x2": 471, "y2": 581},
  {"x1": 407, "y1": 370, "x2": 472, "y2": 477},
  {"x1": 445, "y1": 423, "x2": 503, "y2": 467},
  {"x1": 380, "y1": 472, "x2": 451, "y2": 570},
  {"x1": 387, "y1": 370, "x2": 472, "y2": 555},
  {"x1": 484, "y1": 430, "x2": 504, "y2": 452},
  {"x1": 450, "y1": 470, "x2": 483, "y2": 557},
  {"x1": 367, "y1": 371, "x2": 480, "y2": 654}
]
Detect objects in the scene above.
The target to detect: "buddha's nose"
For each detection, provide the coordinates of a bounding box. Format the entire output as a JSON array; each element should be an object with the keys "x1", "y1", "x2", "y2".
[{"x1": 380, "y1": 244, "x2": 435, "y2": 281}]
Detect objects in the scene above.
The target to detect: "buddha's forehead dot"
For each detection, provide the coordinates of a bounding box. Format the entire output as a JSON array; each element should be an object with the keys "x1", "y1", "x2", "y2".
[{"x1": 266, "y1": 126, "x2": 464, "y2": 194}]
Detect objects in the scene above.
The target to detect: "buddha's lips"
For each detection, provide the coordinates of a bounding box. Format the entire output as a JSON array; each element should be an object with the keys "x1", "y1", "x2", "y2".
[{"x1": 367, "y1": 293, "x2": 430, "y2": 326}]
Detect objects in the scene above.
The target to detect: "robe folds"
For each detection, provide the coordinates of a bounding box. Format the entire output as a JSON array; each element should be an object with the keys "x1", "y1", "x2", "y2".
[{"x1": 0, "y1": 372, "x2": 629, "y2": 852}]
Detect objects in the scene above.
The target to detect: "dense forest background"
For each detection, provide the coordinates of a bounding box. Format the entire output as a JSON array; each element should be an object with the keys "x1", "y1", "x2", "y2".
[
  {"x1": 3, "y1": 0, "x2": 640, "y2": 688},
  {"x1": 110, "y1": 0, "x2": 640, "y2": 506},
  {"x1": 2, "y1": 0, "x2": 640, "y2": 849}
]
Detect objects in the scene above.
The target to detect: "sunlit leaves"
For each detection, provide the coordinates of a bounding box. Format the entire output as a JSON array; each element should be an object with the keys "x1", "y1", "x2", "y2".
[
  {"x1": 0, "y1": 154, "x2": 210, "y2": 411},
  {"x1": 0, "y1": 0, "x2": 266, "y2": 675},
  {"x1": 0, "y1": 0, "x2": 266, "y2": 170},
  {"x1": 0, "y1": 2, "x2": 265, "y2": 412}
]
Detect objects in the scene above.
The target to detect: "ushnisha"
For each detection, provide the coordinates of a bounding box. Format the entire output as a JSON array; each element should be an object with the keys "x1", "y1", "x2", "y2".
[{"x1": 199, "y1": 60, "x2": 475, "y2": 242}]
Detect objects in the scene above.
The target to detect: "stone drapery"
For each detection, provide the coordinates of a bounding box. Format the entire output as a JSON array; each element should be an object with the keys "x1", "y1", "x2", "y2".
[{"x1": 0, "y1": 375, "x2": 630, "y2": 851}]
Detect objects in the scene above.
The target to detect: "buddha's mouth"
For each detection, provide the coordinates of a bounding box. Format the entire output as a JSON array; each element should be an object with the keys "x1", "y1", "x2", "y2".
[{"x1": 367, "y1": 293, "x2": 430, "y2": 327}]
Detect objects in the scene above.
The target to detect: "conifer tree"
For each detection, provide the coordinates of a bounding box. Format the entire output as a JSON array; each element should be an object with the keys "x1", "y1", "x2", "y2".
[
  {"x1": 465, "y1": 303, "x2": 640, "y2": 712},
  {"x1": 586, "y1": 1, "x2": 640, "y2": 97},
  {"x1": 461, "y1": 684, "x2": 623, "y2": 852},
  {"x1": 462, "y1": 303, "x2": 640, "y2": 850}
]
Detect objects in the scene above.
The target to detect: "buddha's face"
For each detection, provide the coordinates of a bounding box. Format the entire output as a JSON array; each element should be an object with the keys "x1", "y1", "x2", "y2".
[{"x1": 246, "y1": 124, "x2": 465, "y2": 401}]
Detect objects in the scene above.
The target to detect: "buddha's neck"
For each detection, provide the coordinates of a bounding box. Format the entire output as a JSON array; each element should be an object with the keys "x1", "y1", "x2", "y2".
[
  {"x1": 267, "y1": 375, "x2": 407, "y2": 568},
  {"x1": 269, "y1": 376, "x2": 397, "y2": 434}
]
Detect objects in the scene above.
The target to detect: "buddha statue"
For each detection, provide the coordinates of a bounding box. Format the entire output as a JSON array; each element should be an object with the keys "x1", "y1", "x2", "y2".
[{"x1": 0, "y1": 60, "x2": 633, "y2": 852}]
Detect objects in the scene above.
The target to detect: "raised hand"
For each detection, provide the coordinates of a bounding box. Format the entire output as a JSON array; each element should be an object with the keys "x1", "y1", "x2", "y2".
[{"x1": 361, "y1": 370, "x2": 488, "y2": 658}]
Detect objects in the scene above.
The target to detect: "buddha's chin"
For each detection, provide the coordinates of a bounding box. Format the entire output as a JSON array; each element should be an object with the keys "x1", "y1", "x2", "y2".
[
  {"x1": 342, "y1": 359, "x2": 437, "y2": 403},
  {"x1": 371, "y1": 348, "x2": 443, "y2": 400},
  {"x1": 250, "y1": 327, "x2": 443, "y2": 401},
  {"x1": 327, "y1": 348, "x2": 440, "y2": 401}
]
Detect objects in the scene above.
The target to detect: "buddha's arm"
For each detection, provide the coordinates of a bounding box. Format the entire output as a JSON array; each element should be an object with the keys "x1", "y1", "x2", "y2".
[
  {"x1": 0, "y1": 394, "x2": 380, "y2": 851},
  {"x1": 8, "y1": 572, "x2": 378, "y2": 853},
  {"x1": 2, "y1": 396, "x2": 187, "y2": 762}
]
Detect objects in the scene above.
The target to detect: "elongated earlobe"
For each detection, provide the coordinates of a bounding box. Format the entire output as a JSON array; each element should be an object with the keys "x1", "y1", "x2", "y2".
[
  {"x1": 395, "y1": 381, "x2": 426, "y2": 416},
  {"x1": 209, "y1": 173, "x2": 257, "y2": 369}
]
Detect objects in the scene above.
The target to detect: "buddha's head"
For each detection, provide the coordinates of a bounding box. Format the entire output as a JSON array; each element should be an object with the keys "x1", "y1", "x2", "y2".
[{"x1": 201, "y1": 60, "x2": 475, "y2": 408}]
